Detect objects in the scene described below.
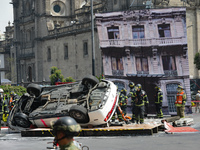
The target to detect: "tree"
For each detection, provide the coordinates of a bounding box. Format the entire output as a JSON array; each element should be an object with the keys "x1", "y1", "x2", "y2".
[
  {"x1": 49, "y1": 66, "x2": 64, "y2": 85},
  {"x1": 194, "y1": 52, "x2": 200, "y2": 70}
]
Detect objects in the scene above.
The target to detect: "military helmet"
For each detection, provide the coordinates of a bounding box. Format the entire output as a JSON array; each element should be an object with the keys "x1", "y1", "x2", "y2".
[
  {"x1": 52, "y1": 117, "x2": 81, "y2": 136},
  {"x1": 129, "y1": 82, "x2": 135, "y2": 88},
  {"x1": 120, "y1": 88, "x2": 127, "y2": 95},
  {"x1": 136, "y1": 84, "x2": 142, "y2": 90}
]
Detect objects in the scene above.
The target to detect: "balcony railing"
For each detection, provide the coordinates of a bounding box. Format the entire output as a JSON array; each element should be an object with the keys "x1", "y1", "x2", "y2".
[
  {"x1": 48, "y1": 22, "x2": 91, "y2": 36},
  {"x1": 164, "y1": 70, "x2": 178, "y2": 77},
  {"x1": 112, "y1": 70, "x2": 124, "y2": 76},
  {"x1": 100, "y1": 37, "x2": 187, "y2": 48},
  {"x1": 137, "y1": 71, "x2": 149, "y2": 74}
]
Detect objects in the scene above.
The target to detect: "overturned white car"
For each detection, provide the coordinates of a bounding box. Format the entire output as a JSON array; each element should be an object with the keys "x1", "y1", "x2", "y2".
[{"x1": 8, "y1": 75, "x2": 119, "y2": 130}]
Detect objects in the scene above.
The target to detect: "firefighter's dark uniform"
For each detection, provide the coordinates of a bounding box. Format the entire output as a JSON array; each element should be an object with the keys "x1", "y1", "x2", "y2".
[
  {"x1": 118, "y1": 93, "x2": 128, "y2": 120},
  {"x1": 0, "y1": 94, "x2": 9, "y2": 129},
  {"x1": 134, "y1": 85, "x2": 149, "y2": 124},
  {"x1": 155, "y1": 87, "x2": 163, "y2": 118},
  {"x1": 112, "y1": 88, "x2": 127, "y2": 122},
  {"x1": 128, "y1": 86, "x2": 137, "y2": 123}
]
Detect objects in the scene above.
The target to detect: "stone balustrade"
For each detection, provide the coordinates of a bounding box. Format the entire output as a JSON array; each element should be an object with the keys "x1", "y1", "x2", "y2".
[{"x1": 100, "y1": 37, "x2": 187, "y2": 48}]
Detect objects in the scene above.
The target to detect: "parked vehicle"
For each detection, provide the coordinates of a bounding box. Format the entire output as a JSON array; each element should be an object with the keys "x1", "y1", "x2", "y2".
[{"x1": 8, "y1": 75, "x2": 119, "y2": 130}]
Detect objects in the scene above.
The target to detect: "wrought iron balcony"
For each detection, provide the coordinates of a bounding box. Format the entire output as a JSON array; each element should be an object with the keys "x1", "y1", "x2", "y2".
[
  {"x1": 112, "y1": 70, "x2": 124, "y2": 76},
  {"x1": 164, "y1": 70, "x2": 178, "y2": 77},
  {"x1": 100, "y1": 37, "x2": 187, "y2": 48}
]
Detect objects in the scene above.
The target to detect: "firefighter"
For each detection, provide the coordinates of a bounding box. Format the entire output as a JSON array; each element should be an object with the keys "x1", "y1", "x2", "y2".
[
  {"x1": 111, "y1": 88, "x2": 127, "y2": 122},
  {"x1": 9, "y1": 91, "x2": 20, "y2": 110},
  {"x1": 134, "y1": 84, "x2": 149, "y2": 124},
  {"x1": 52, "y1": 116, "x2": 81, "y2": 150},
  {"x1": 119, "y1": 88, "x2": 128, "y2": 119},
  {"x1": 175, "y1": 85, "x2": 186, "y2": 118},
  {"x1": 127, "y1": 82, "x2": 137, "y2": 123},
  {"x1": 0, "y1": 91, "x2": 9, "y2": 129},
  {"x1": 154, "y1": 86, "x2": 163, "y2": 118}
]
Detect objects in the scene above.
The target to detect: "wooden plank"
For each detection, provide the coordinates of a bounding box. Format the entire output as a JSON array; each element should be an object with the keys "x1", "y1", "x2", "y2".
[{"x1": 21, "y1": 124, "x2": 160, "y2": 137}]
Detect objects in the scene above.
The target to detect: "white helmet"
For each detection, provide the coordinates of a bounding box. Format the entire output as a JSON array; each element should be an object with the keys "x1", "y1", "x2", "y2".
[{"x1": 0, "y1": 88, "x2": 4, "y2": 93}]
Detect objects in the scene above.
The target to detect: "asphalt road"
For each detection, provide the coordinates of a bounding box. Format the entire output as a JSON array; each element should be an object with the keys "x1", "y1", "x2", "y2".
[{"x1": 1, "y1": 111, "x2": 200, "y2": 150}]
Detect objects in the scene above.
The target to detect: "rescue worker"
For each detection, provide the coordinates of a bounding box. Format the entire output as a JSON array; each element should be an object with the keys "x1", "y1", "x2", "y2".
[
  {"x1": 119, "y1": 88, "x2": 128, "y2": 118},
  {"x1": 127, "y1": 82, "x2": 137, "y2": 123},
  {"x1": 52, "y1": 116, "x2": 81, "y2": 150},
  {"x1": 154, "y1": 86, "x2": 163, "y2": 118},
  {"x1": 195, "y1": 90, "x2": 200, "y2": 113},
  {"x1": 9, "y1": 91, "x2": 20, "y2": 110},
  {"x1": 175, "y1": 85, "x2": 186, "y2": 118},
  {"x1": 0, "y1": 91, "x2": 9, "y2": 129},
  {"x1": 111, "y1": 88, "x2": 127, "y2": 122},
  {"x1": 134, "y1": 84, "x2": 149, "y2": 124}
]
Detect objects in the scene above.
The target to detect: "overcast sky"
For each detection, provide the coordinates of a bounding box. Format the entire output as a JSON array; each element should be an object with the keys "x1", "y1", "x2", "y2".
[{"x1": 0, "y1": 0, "x2": 13, "y2": 33}]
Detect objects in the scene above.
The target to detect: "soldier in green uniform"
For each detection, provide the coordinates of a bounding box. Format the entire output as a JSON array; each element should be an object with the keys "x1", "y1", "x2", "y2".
[{"x1": 52, "y1": 116, "x2": 81, "y2": 150}]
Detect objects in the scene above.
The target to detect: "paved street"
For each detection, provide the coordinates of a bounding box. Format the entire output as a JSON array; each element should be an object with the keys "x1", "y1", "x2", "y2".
[{"x1": 1, "y1": 110, "x2": 200, "y2": 150}]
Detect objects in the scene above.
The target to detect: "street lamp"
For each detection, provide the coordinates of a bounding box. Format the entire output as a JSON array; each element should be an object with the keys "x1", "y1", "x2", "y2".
[{"x1": 90, "y1": 0, "x2": 95, "y2": 76}]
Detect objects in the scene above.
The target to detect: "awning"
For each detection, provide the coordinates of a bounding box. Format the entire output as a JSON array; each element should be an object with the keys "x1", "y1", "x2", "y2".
[{"x1": 1, "y1": 79, "x2": 12, "y2": 84}]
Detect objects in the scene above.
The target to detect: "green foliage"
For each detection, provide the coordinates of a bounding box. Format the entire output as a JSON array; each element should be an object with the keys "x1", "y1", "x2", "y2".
[
  {"x1": 0, "y1": 85, "x2": 26, "y2": 96},
  {"x1": 194, "y1": 52, "x2": 200, "y2": 70},
  {"x1": 64, "y1": 76, "x2": 76, "y2": 82},
  {"x1": 49, "y1": 66, "x2": 75, "y2": 85},
  {"x1": 96, "y1": 74, "x2": 105, "y2": 81}
]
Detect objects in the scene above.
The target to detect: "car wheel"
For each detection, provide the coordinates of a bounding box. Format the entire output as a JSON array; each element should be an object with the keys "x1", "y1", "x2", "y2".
[
  {"x1": 69, "y1": 105, "x2": 89, "y2": 123},
  {"x1": 27, "y1": 83, "x2": 42, "y2": 97},
  {"x1": 82, "y1": 75, "x2": 99, "y2": 88},
  {"x1": 13, "y1": 113, "x2": 32, "y2": 128}
]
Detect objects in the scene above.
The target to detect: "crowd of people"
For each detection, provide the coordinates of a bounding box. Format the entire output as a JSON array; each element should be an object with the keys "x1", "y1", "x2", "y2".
[
  {"x1": 112, "y1": 82, "x2": 187, "y2": 124},
  {"x1": 0, "y1": 88, "x2": 20, "y2": 129}
]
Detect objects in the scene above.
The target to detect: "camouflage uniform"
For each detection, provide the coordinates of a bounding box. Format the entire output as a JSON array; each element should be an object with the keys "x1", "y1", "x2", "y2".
[{"x1": 59, "y1": 141, "x2": 80, "y2": 150}]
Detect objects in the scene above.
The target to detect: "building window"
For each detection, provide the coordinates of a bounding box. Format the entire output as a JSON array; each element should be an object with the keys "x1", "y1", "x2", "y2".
[
  {"x1": 53, "y1": 4, "x2": 61, "y2": 13},
  {"x1": 158, "y1": 24, "x2": 171, "y2": 37},
  {"x1": 162, "y1": 56, "x2": 177, "y2": 76},
  {"x1": 132, "y1": 26, "x2": 145, "y2": 39},
  {"x1": 136, "y1": 57, "x2": 149, "y2": 72},
  {"x1": 64, "y1": 44, "x2": 68, "y2": 59},
  {"x1": 162, "y1": 56, "x2": 176, "y2": 71},
  {"x1": 83, "y1": 41, "x2": 88, "y2": 56},
  {"x1": 114, "y1": 0, "x2": 117, "y2": 5},
  {"x1": 47, "y1": 47, "x2": 51, "y2": 61},
  {"x1": 107, "y1": 26, "x2": 120, "y2": 39},
  {"x1": 111, "y1": 57, "x2": 124, "y2": 71}
]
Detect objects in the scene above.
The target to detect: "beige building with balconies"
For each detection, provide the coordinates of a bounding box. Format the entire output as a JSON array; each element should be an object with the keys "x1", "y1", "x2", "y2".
[{"x1": 96, "y1": 8, "x2": 190, "y2": 115}]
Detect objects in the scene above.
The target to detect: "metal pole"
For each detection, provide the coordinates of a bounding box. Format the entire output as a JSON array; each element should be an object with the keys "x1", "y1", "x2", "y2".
[{"x1": 91, "y1": 0, "x2": 95, "y2": 76}]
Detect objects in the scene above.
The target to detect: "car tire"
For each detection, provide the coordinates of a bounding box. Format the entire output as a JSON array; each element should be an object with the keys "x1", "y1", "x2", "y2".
[
  {"x1": 13, "y1": 113, "x2": 32, "y2": 128},
  {"x1": 27, "y1": 83, "x2": 42, "y2": 97},
  {"x1": 82, "y1": 75, "x2": 99, "y2": 87},
  {"x1": 69, "y1": 105, "x2": 89, "y2": 123}
]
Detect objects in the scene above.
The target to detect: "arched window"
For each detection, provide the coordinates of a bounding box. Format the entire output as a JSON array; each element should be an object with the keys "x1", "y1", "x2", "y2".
[
  {"x1": 28, "y1": 66, "x2": 32, "y2": 82},
  {"x1": 166, "y1": 83, "x2": 178, "y2": 113}
]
